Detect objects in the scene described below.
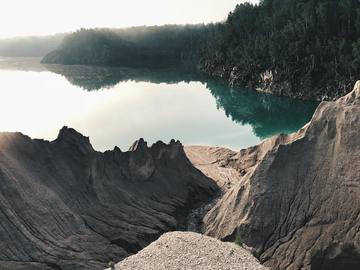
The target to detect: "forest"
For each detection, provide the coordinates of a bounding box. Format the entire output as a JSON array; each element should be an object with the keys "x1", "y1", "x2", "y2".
[
  {"x1": 42, "y1": 0, "x2": 360, "y2": 99},
  {"x1": 200, "y1": 0, "x2": 360, "y2": 99},
  {"x1": 42, "y1": 25, "x2": 209, "y2": 68}
]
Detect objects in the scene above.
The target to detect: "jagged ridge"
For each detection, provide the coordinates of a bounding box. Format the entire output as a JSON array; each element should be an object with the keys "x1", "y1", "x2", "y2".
[{"x1": 0, "y1": 127, "x2": 217, "y2": 269}]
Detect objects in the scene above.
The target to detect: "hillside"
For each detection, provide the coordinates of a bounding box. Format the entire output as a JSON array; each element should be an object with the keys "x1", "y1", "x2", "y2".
[
  {"x1": 194, "y1": 81, "x2": 360, "y2": 270},
  {"x1": 42, "y1": 25, "x2": 208, "y2": 68},
  {"x1": 200, "y1": 0, "x2": 360, "y2": 101},
  {"x1": 42, "y1": 0, "x2": 360, "y2": 100},
  {"x1": 0, "y1": 127, "x2": 217, "y2": 269}
]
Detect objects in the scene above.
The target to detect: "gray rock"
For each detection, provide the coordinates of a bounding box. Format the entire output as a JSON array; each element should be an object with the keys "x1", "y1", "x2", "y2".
[
  {"x1": 202, "y1": 81, "x2": 360, "y2": 270},
  {"x1": 0, "y1": 127, "x2": 217, "y2": 269}
]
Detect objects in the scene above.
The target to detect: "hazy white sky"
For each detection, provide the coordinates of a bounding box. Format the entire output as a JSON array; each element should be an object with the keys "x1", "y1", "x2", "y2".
[{"x1": 0, "y1": 0, "x2": 258, "y2": 38}]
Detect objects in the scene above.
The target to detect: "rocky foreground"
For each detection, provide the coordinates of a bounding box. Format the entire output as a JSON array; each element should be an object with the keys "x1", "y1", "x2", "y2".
[
  {"x1": 110, "y1": 232, "x2": 268, "y2": 270},
  {"x1": 0, "y1": 128, "x2": 217, "y2": 269}
]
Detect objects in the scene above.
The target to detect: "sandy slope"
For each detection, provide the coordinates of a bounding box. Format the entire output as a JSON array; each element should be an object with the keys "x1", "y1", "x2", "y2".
[{"x1": 112, "y1": 232, "x2": 268, "y2": 270}]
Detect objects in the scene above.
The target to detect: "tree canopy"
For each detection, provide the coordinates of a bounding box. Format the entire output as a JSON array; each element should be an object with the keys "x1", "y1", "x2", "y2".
[
  {"x1": 201, "y1": 0, "x2": 360, "y2": 97},
  {"x1": 42, "y1": 25, "x2": 209, "y2": 68}
]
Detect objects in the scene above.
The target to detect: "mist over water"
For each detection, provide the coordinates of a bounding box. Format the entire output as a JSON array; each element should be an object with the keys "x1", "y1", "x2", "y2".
[{"x1": 0, "y1": 58, "x2": 318, "y2": 151}]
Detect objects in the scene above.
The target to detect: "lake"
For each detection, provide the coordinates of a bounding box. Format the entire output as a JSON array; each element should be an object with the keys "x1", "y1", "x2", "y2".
[{"x1": 0, "y1": 57, "x2": 319, "y2": 151}]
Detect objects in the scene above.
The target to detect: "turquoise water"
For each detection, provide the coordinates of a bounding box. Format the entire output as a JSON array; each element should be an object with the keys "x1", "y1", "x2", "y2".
[{"x1": 0, "y1": 57, "x2": 318, "y2": 151}]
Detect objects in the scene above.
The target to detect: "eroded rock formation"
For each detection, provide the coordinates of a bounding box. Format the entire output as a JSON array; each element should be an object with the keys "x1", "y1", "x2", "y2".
[
  {"x1": 200, "y1": 82, "x2": 360, "y2": 270},
  {"x1": 0, "y1": 127, "x2": 217, "y2": 269}
]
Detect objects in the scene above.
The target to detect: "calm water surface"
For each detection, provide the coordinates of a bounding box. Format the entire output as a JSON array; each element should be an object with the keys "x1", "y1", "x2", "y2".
[{"x1": 0, "y1": 57, "x2": 319, "y2": 151}]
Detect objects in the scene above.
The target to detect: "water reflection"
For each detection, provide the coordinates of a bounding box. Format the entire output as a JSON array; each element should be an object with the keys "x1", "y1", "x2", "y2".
[
  {"x1": 44, "y1": 64, "x2": 204, "y2": 91},
  {"x1": 43, "y1": 62, "x2": 318, "y2": 139},
  {"x1": 0, "y1": 58, "x2": 319, "y2": 150},
  {"x1": 206, "y1": 81, "x2": 318, "y2": 139}
]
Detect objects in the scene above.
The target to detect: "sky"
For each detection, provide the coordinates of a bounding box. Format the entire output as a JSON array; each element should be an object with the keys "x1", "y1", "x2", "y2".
[{"x1": 0, "y1": 0, "x2": 259, "y2": 38}]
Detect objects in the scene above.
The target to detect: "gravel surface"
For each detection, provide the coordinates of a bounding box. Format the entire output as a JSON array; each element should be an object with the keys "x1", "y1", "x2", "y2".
[{"x1": 111, "y1": 232, "x2": 268, "y2": 270}]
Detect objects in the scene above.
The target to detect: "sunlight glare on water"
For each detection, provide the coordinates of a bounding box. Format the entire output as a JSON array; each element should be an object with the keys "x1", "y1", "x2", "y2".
[{"x1": 0, "y1": 70, "x2": 259, "y2": 151}]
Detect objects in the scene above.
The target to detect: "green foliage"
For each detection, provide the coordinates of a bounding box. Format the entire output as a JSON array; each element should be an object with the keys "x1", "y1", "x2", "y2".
[
  {"x1": 234, "y1": 235, "x2": 244, "y2": 247},
  {"x1": 202, "y1": 0, "x2": 360, "y2": 92},
  {"x1": 352, "y1": 39, "x2": 360, "y2": 69}
]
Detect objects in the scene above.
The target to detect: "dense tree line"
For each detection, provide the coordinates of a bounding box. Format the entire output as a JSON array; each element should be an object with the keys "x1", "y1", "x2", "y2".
[
  {"x1": 42, "y1": 0, "x2": 360, "y2": 99},
  {"x1": 42, "y1": 25, "x2": 210, "y2": 68},
  {"x1": 201, "y1": 0, "x2": 360, "y2": 99}
]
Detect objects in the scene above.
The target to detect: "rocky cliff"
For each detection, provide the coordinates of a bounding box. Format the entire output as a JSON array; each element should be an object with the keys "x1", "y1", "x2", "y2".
[
  {"x1": 198, "y1": 82, "x2": 360, "y2": 270},
  {"x1": 0, "y1": 127, "x2": 217, "y2": 269},
  {"x1": 199, "y1": 63, "x2": 355, "y2": 102}
]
